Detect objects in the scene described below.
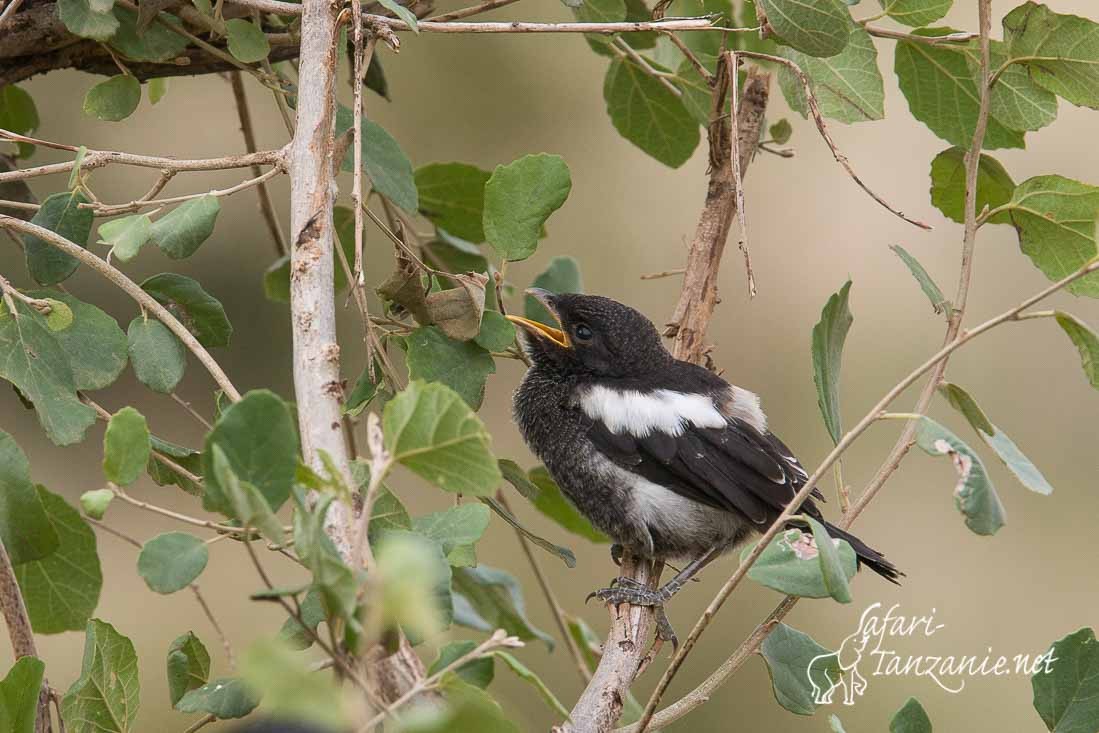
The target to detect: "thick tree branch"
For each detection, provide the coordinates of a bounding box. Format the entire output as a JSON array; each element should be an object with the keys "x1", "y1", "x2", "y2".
[
  {"x1": 0, "y1": 538, "x2": 50, "y2": 733},
  {"x1": 564, "y1": 65, "x2": 772, "y2": 733}
]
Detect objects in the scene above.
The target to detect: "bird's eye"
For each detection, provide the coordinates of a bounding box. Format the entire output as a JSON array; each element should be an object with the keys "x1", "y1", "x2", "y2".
[{"x1": 574, "y1": 323, "x2": 593, "y2": 342}]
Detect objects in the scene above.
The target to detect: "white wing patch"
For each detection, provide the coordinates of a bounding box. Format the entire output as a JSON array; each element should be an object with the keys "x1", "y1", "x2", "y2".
[
  {"x1": 722, "y1": 386, "x2": 768, "y2": 433},
  {"x1": 580, "y1": 385, "x2": 727, "y2": 437}
]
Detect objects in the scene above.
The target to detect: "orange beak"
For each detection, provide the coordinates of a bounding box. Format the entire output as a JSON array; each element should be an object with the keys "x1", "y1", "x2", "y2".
[{"x1": 506, "y1": 289, "x2": 569, "y2": 348}]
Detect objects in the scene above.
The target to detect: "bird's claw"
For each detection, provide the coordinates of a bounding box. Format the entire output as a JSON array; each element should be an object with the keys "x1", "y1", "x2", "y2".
[
  {"x1": 654, "y1": 606, "x2": 679, "y2": 652},
  {"x1": 585, "y1": 583, "x2": 668, "y2": 607}
]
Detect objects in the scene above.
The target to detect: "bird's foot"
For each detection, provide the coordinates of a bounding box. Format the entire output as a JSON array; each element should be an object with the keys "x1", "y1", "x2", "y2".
[
  {"x1": 654, "y1": 606, "x2": 679, "y2": 651},
  {"x1": 585, "y1": 582, "x2": 673, "y2": 607}
]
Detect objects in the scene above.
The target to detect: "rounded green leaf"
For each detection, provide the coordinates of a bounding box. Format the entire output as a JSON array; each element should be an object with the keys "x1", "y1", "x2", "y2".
[
  {"x1": 760, "y1": 624, "x2": 841, "y2": 715},
  {"x1": 0, "y1": 86, "x2": 39, "y2": 146},
  {"x1": 23, "y1": 190, "x2": 94, "y2": 286},
  {"x1": 167, "y1": 632, "x2": 210, "y2": 707},
  {"x1": 474, "y1": 311, "x2": 516, "y2": 353},
  {"x1": 43, "y1": 299, "x2": 73, "y2": 332},
  {"x1": 97, "y1": 214, "x2": 152, "y2": 262},
  {"x1": 138, "y1": 532, "x2": 209, "y2": 594},
  {"x1": 58, "y1": 0, "x2": 120, "y2": 41},
  {"x1": 452, "y1": 564, "x2": 554, "y2": 648},
  {"x1": 225, "y1": 18, "x2": 270, "y2": 63},
  {"x1": 929, "y1": 147, "x2": 1015, "y2": 226},
  {"x1": 149, "y1": 194, "x2": 221, "y2": 259},
  {"x1": 176, "y1": 677, "x2": 258, "y2": 718},
  {"x1": 778, "y1": 24, "x2": 884, "y2": 124},
  {"x1": 14, "y1": 487, "x2": 102, "y2": 634},
  {"x1": 0, "y1": 431, "x2": 60, "y2": 565},
  {"x1": 483, "y1": 154, "x2": 572, "y2": 261},
  {"x1": 415, "y1": 163, "x2": 492, "y2": 243},
  {"x1": 405, "y1": 326, "x2": 496, "y2": 409},
  {"x1": 127, "y1": 317, "x2": 187, "y2": 393},
  {"x1": 26, "y1": 289, "x2": 129, "y2": 392},
  {"x1": 603, "y1": 58, "x2": 699, "y2": 169},
  {"x1": 103, "y1": 407, "x2": 151, "y2": 486},
  {"x1": 83, "y1": 75, "x2": 141, "y2": 122},
  {"x1": 109, "y1": 7, "x2": 190, "y2": 61},
  {"x1": 383, "y1": 381, "x2": 502, "y2": 497},
  {"x1": 743, "y1": 528, "x2": 857, "y2": 598},
  {"x1": 411, "y1": 503, "x2": 491, "y2": 567},
  {"x1": 758, "y1": 0, "x2": 851, "y2": 57},
  {"x1": 141, "y1": 273, "x2": 232, "y2": 348},
  {"x1": 877, "y1": 0, "x2": 951, "y2": 28}
]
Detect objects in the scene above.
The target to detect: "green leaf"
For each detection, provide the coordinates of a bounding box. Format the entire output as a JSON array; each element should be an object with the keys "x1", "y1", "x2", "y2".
[
  {"x1": 1032, "y1": 627, "x2": 1099, "y2": 733},
  {"x1": 23, "y1": 190, "x2": 93, "y2": 286},
  {"x1": 779, "y1": 23, "x2": 884, "y2": 124},
  {"x1": 997, "y1": 175, "x2": 1099, "y2": 297},
  {"x1": 127, "y1": 317, "x2": 186, "y2": 393},
  {"x1": 0, "y1": 306, "x2": 96, "y2": 446},
  {"x1": 97, "y1": 214, "x2": 151, "y2": 262},
  {"x1": 109, "y1": 7, "x2": 189, "y2": 62},
  {"x1": 452, "y1": 565, "x2": 554, "y2": 648},
  {"x1": 344, "y1": 363, "x2": 379, "y2": 417},
  {"x1": 80, "y1": 489, "x2": 114, "y2": 520},
  {"x1": 770, "y1": 118, "x2": 793, "y2": 144},
  {"x1": 58, "y1": 0, "x2": 120, "y2": 41},
  {"x1": 483, "y1": 154, "x2": 572, "y2": 261},
  {"x1": 141, "y1": 273, "x2": 232, "y2": 348},
  {"x1": 376, "y1": 0, "x2": 419, "y2": 30},
  {"x1": 894, "y1": 33, "x2": 1025, "y2": 150},
  {"x1": 83, "y1": 75, "x2": 141, "y2": 122},
  {"x1": 480, "y1": 496, "x2": 577, "y2": 567},
  {"x1": 25, "y1": 290, "x2": 128, "y2": 391},
  {"x1": 0, "y1": 656, "x2": 45, "y2": 733},
  {"x1": 938, "y1": 381, "x2": 1053, "y2": 496},
  {"x1": 983, "y1": 41, "x2": 1058, "y2": 133},
  {"x1": 1003, "y1": 3, "x2": 1099, "y2": 111},
  {"x1": 0, "y1": 431, "x2": 59, "y2": 564},
  {"x1": 890, "y1": 245, "x2": 949, "y2": 317},
  {"x1": 429, "y1": 641, "x2": 495, "y2": 689},
  {"x1": 0, "y1": 86, "x2": 39, "y2": 157},
  {"x1": 804, "y1": 516, "x2": 851, "y2": 603},
  {"x1": 498, "y1": 459, "x2": 539, "y2": 500},
  {"x1": 913, "y1": 416, "x2": 1006, "y2": 535},
  {"x1": 278, "y1": 588, "x2": 326, "y2": 650},
  {"x1": 166, "y1": 632, "x2": 209, "y2": 707},
  {"x1": 360, "y1": 119, "x2": 419, "y2": 213},
  {"x1": 743, "y1": 527, "x2": 857, "y2": 598},
  {"x1": 406, "y1": 326, "x2": 496, "y2": 409},
  {"x1": 11, "y1": 487, "x2": 100, "y2": 624},
  {"x1": 812, "y1": 280, "x2": 852, "y2": 445},
  {"x1": 137, "y1": 532, "x2": 208, "y2": 594},
  {"x1": 412, "y1": 503, "x2": 490, "y2": 567},
  {"x1": 368, "y1": 486, "x2": 412, "y2": 543},
  {"x1": 149, "y1": 194, "x2": 220, "y2": 259},
  {"x1": 492, "y1": 650, "x2": 570, "y2": 719},
  {"x1": 225, "y1": 18, "x2": 270, "y2": 62},
  {"x1": 759, "y1": 623, "x2": 841, "y2": 715},
  {"x1": 475, "y1": 311, "x2": 516, "y2": 353},
  {"x1": 572, "y1": 0, "x2": 627, "y2": 55},
  {"x1": 147, "y1": 78, "x2": 168, "y2": 105},
  {"x1": 175, "y1": 677, "x2": 258, "y2": 719},
  {"x1": 670, "y1": 59, "x2": 713, "y2": 127},
  {"x1": 146, "y1": 436, "x2": 203, "y2": 496},
  {"x1": 929, "y1": 147, "x2": 1015, "y2": 226},
  {"x1": 524, "y1": 256, "x2": 583, "y2": 326},
  {"x1": 415, "y1": 163, "x2": 491, "y2": 243},
  {"x1": 384, "y1": 381, "x2": 501, "y2": 496},
  {"x1": 43, "y1": 299, "x2": 74, "y2": 332},
  {"x1": 291, "y1": 493, "x2": 360, "y2": 627},
  {"x1": 758, "y1": 0, "x2": 851, "y2": 57},
  {"x1": 240, "y1": 640, "x2": 348, "y2": 730},
  {"x1": 103, "y1": 406, "x2": 150, "y2": 486},
  {"x1": 62, "y1": 619, "x2": 140, "y2": 732},
  {"x1": 208, "y1": 446, "x2": 285, "y2": 545},
  {"x1": 877, "y1": 0, "x2": 950, "y2": 27},
  {"x1": 890, "y1": 697, "x2": 933, "y2": 733},
  {"x1": 1055, "y1": 311, "x2": 1099, "y2": 391},
  {"x1": 603, "y1": 58, "x2": 700, "y2": 168},
  {"x1": 376, "y1": 530, "x2": 452, "y2": 636},
  {"x1": 528, "y1": 466, "x2": 609, "y2": 543},
  {"x1": 202, "y1": 389, "x2": 299, "y2": 513}
]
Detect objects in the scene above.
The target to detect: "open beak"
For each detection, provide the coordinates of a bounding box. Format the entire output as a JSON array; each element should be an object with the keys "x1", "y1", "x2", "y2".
[{"x1": 506, "y1": 288, "x2": 569, "y2": 349}]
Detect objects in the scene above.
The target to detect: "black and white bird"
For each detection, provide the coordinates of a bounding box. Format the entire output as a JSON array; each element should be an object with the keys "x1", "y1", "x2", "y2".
[{"x1": 507, "y1": 290, "x2": 900, "y2": 644}]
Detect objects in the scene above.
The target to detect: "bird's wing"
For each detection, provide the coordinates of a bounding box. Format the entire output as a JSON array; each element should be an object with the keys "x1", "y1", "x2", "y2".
[{"x1": 580, "y1": 385, "x2": 819, "y2": 525}]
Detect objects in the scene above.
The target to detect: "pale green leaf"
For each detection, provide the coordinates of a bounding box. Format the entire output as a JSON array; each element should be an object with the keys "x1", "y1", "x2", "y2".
[
  {"x1": 928, "y1": 146, "x2": 1015, "y2": 226},
  {"x1": 805, "y1": 516, "x2": 851, "y2": 603},
  {"x1": 759, "y1": 623, "x2": 841, "y2": 715},
  {"x1": 358, "y1": 119, "x2": 419, "y2": 213},
  {"x1": 175, "y1": 678, "x2": 257, "y2": 719},
  {"x1": 0, "y1": 656, "x2": 45, "y2": 733},
  {"x1": 475, "y1": 311, "x2": 516, "y2": 353},
  {"x1": 743, "y1": 528, "x2": 857, "y2": 598},
  {"x1": 376, "y1": 0, "x2": 419, "y2": 30},
  {"x1": 758, "y1": 0, "x2": 851, "y2": 57},
  {"x1": 812, "y1": 280, "x2": 852, "y2": 445},
  {"x1": 147, "y1": 78, "x2": 169, "y2": 104},
  {"x1": 411, "y1": 503, "x2": 491, "y2": 567},
  {"x1": 240, "y1": 640, "x2": 348, "y2": 729},
  {"x1": 103, "y1": 406, "x2": 150, "y2": 486},
  {"x1": 225, "y1": 18, "x2": 270, "y2": 63},
  {"x1": 1055, "y1": 311, "x2": 1099, "y2": 391},
  {"x1": 877, "y1": 0, "x2": 950, "y2": 27},
  {"x1": 890, "y1": 245, "x2": 949, "y2": 316},
  {"x1": 149, "y1": 194, "x2": 220, "y2": 259},
  {"x1": 405, "y1": 326, "x2": 496, "y2": 409},
  {"x1": 138, "y1": 532, "x2": 208, "y2": 594},
  {"x1": 913, "y1": 416, "x2": 1005, "y2": 535},
  {"x1": 483, "y1": 154, "x2": 572, "y2": 261},
  {"x1": 376, "y1": 530, "x2": 451, "y2": 636},
  {"x1": 80, "y1": 489, "x2": 114, "y2": 520},
  {"x1": 61, "y1": 619, "x2": 140, "y2": 732},
  {"x1": 25, "y1": 290, "x2": 128, "y2": 391},
  {"x1": 1004, "y1": 3, "x2": 1099, "y2": 111},
  {"x1": 83, "y1": 75, "x2": 141, "y2": 122},
  {"x1": 126, "y1": 317, "x2": 186, "y2": 393},
  {"x1": 97, "y1": 214, "x2": 151, "y2": 262},
  {"x1": 428, "y1": 641, "x2": 494, "y2": 689},
  {"x1": 109, "y1": 7, "x2": 189, "y2": 62},
  {"x1": 383, "y1": 381, "x2": 502, "y2": 496},
  {"x1": 603, "y1": 58, "x2": 699, "y2": 168},
  {"x1": 58, "y1": 0, "x2": 119, "y2": 41},
  {"x1": 779, "y1": 23, "x2": 884, "y2": 124}
]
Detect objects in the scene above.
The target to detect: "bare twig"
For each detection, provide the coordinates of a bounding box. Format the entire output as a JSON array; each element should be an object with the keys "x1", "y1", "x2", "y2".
[
  {"x1": 663, "y1": 30, "x2": 712, "y2": 82},
  {"x1": 229, "y1": 70, "x2": 289, "y2": 256},
  {"x1": 170, "y1": 393, "x2": 213, "y2": 430},
  {"x1": 611, "y1": 38, "x2": 682, "y2": 98},
  {"x1": 639, "y1": 267, "x2": 685, "y2": 280},
  {"x1": 736, "y1": 51, "x2": 932, "y2": 231},
  {"x1": 427, "y1": 0, "x2": 521, "y2": 22},
  {"x1": 0, "y1": 216, "x2": 242, "y2": 401},
  {"x1": 87, "y1": 166, "x2": 283, "y2": 215},
  {"x1": 182, "y1": 713, "x2": 216, "y2": 733},
  {"x1": 863, "y1": 24, "x2": 977, "y2": 45},
  {"x1": 726, "y1": 53, "x2": 754, "y2": 298}
]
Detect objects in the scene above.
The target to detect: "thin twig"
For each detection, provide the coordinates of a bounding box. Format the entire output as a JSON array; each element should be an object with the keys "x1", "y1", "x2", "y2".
[
  {"x1": 736, "y1": 51, "x2": 932, "y2": 231},
  {"x1": 88, "y1": 166, "x2": 283, "y2": 215},
  {"x1": 726, "y1": 53, "x2": 754, "y2": 298},
  {"x1": 639, "y1": 267, "x2": 685, "y2": 280},
  {"x1": 863, "y1": 23, "x2": 977, "y2": 45},
  {"x1": 182, "y1": 713, "x2": 216, "y2": 733},
  {"x1": 612, "y1": 38, "x2": 682, "y2": 98},
  {"x1": 189, "y1": 584, "x2": 236, "y2": 669},
  {"x1": 663, "y1": 30, "x2": 712, "y2": 82},
  {"x1": 0, "y1": 216, "x2": 242, "y2": 401},
  {"x1": 170, "y1": 393, "x2": 213, "y2": 430},
  {"x1": 229, "y1": 70, "x2": 289, "y2": 256}
]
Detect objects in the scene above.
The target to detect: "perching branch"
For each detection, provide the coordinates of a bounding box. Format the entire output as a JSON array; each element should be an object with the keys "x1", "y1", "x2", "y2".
[
  {"x1": 0, "y1": 537, "x2": 50, "y2": 733},
  {"x1": 0, "y1": 216, "x2": 242, "y2": 401}
]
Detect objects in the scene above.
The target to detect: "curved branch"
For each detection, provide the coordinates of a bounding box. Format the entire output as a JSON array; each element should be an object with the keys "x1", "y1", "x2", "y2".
[{"x1": 0, "y1": 215, "x2": 242, "y2": 402}]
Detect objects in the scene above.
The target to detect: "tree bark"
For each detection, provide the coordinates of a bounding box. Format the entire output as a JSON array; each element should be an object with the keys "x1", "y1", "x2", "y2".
[{"x1": 0, "y1": 538, "x2": 51, "y2": 733}]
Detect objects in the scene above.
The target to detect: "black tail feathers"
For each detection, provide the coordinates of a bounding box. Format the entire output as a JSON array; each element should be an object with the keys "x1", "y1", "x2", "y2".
[{"x1": 822, "y1": 521, "x2": 904, "y2": 584}]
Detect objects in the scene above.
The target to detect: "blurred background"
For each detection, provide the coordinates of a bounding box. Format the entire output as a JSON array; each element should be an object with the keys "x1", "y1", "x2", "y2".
[{"x1": 3, "y1": 0, "x2": 1098, "y2": 730}]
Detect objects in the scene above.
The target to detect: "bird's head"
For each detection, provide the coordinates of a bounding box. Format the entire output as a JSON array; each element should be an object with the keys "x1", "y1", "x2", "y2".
[{"x1": 507, "y1": 290, "x2": 670, "y2": 378}]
